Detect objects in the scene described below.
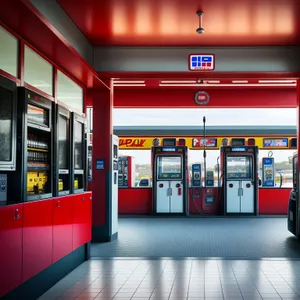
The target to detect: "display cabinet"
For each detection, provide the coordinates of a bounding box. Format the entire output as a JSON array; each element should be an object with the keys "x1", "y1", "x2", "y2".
[
  {"x1": 71, "y1": 112, "x2": 87, "y2": 193},
  {"x1": 54, "y1": 102, "x2": 71, "y2": 196}
]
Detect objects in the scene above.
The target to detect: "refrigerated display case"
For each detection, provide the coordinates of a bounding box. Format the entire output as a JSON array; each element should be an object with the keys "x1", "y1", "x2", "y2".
[
  {"x1": 54, "y1": 103, "x2": 71, "y2": 196},
  {"x1": 18, "y1": 87, "x2": 53, "y2": 201},
  {"x1": 0, "y1": 75, "x2": 17, "y2": 205},
  {"x1": 71, "y1": 112, "x2": 87, "y2": 193}
]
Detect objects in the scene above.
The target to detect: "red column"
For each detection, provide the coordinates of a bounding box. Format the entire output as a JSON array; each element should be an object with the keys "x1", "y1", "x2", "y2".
[
  {"x1": 298, "y1": 79, "x2": 300, "y2": 176},
  {"x1": 88, "y1": 83, "x2": 114, "y2": 242}
]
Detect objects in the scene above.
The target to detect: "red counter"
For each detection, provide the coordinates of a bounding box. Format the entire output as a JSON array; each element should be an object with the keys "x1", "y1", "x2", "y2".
[
  {"x1": 0, "y1": 192, "x2": 92, "y2": 298},
  {"x1": 118, "y1": 188, "x2": 290, "y2": 215}
]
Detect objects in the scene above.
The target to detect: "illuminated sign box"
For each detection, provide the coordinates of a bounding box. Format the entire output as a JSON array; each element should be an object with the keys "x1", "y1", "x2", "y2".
[
  {"x1": 192, "y1": 138, "x2": 217, "y2": 147},
  {"x1": 189, "y1": 54, "x2": 215, "y2": 71},
  {"x1": 263, "y1": 138, "x2": 288, "y2": 147}
]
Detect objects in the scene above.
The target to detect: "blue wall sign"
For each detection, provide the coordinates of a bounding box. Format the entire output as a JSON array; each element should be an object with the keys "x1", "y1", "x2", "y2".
[
  {"x1": 189, "y1": 54, "x2": 215, "y2": 71},
  {"x1": 96, "y1": 158, "x2": 105, "y2": 170}
]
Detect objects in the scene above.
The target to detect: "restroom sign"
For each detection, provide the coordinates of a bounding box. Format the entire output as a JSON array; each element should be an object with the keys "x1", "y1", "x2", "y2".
[{"x1": 189, "y1": 54, "x2": 215, "y2": 71}]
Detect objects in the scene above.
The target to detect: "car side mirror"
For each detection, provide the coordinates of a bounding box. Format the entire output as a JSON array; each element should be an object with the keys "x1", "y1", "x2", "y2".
[{"x1": 258, "y1": 179, "x2": 262, "y2": 186}]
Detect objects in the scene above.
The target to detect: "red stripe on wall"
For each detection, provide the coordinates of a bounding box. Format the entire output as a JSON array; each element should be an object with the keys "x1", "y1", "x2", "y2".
[{"x1": 114, "y1": 88, "x2": 296, "y2": 108}]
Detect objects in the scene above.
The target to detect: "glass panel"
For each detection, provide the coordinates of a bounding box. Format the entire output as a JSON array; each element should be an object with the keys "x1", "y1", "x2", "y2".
[
  {"x1": 0, "y1": 86, "x2": 13, "y2": 161},
  {"x1": 157, "y1": 156, "x2": 182, "y2": 180},
  {"x1": 57, "y1": 71, "x2": 83, "y2": 112},
  {"x1": 58, "y1": 114, "x2": 68, "y2": 169},
  {"x1": 74, "y1": 121, "x2": 83, "y2": 169},
  {"x1": 0, "y1": 26, "x2": 18, "y2": 77},
  {"x1": 226, "y1": 156, "x2": 252, "y2": 180},
  {"x1": 24, "y1": 46, "x2": 53, "y2": 95}
]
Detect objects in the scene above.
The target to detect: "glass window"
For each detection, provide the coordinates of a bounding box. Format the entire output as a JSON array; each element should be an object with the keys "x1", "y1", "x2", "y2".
[
  {"x1": 57, "y1": 71, "x2": 83, "y2": 112},
  {"x1": 58, "y1": 114, "x2": 68, "y2": 169},
  {"x1": 74, "y1": 121, "x2": 83, "y2": 169},
  {"x1": 0, "y1": 86, "x2": 13, "y2": 161},
  {"x1": 0, "y1": 26, "x2": 18, "y2": 77},
  {"x1": 226, "y1": 156, "x2": 252, "y2": 180},
  {"x1": 157, "y1": 156, "x2": 182, "y2": 180},
  {"x1": 24, "y1": 46, "x2": 53, "y2": 95}
]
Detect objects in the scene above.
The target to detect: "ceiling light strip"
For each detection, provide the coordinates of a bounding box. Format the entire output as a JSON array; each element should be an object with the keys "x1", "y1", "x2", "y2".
[
  {"x1": 160, "y1": 80, "x2": 197, "y2": 84},
  {"x1": 232, "y1": 80, "x2": 249, "y2": 84},
  {"x1": 258, "y1": 80, "x2": 296, "y2": 84},
  {"x1": 114, "y1": 80, "x2": 145, "y2": 84},
  {"x1": 159, "y1": 83, "x2": 296, "y2": 87},
  {"x1": 113, "y1": 84, "x2": 146, "y2": 87}
]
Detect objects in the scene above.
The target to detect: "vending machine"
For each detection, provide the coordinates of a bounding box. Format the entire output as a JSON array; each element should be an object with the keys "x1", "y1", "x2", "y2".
[
  {"x1": 54, "y1": 102, "x2": 71, "y2": 196},
  {"x1": 288, "y1": 153, "x2": 298, "y2": 236},
  {"x1": 118, "y1": 156, "x2": 135, "y2": 188},
  {"x1": 220, "y1": 146, "x2": 259, "y2": 215},
  {"x1": 71, "y1": 112, "x2": 87, "y2": 193},
  {"x1": 152, "y1": 138, "x2": 188, "y2": 215},
  {"x1": 15, "y1": 87, "x2": 54, "y2": 202},
  {"x1": 262, "y1": 156, "x2": 275, "y2": 187},
  {"x1": 110, "y1": 134, "x2": 119, "y2": 239},
  {"x1": 0, "y1": 75, "x2": 17, "y2": 205}
]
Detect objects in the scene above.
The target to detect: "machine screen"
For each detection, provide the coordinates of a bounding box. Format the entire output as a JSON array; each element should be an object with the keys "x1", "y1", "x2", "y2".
[
  {"x1": 226, "y1": 156, "x2": 252, "y2": 180},
  {"x1": 0, "y1": 86, "x2": 13, "y2": 161},
  {"x1": 157, "y1": 156, "x2": 182, "y2": 180},
  {"x1": 58, "y1": 114, "x2": 68, "y2": 169}
]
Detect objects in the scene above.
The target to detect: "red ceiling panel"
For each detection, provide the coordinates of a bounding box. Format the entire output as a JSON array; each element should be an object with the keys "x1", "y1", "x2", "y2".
[
  {"x1": 58, "y1": 0, "x2": 300, "y2": 46},
  {"x1": 0, "y1": 0, "x2": 108, "y2": 89}
]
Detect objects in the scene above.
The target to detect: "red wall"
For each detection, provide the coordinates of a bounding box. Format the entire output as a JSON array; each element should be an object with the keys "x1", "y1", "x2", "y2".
[
  {"x1": 114, "y1": 88, "x2": 296, "y2": 108},
  {"x1": 0, "y1": 192, "x2": 92, "y2": 298},
  {"x1": 118, "y1": 188, "x2": 290, "y2": 215}
]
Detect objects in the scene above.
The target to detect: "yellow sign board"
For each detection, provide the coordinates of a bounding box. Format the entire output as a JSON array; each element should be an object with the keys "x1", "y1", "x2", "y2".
[{"x1": 118, "y1": 136, "x2": 296, "y2": 150}]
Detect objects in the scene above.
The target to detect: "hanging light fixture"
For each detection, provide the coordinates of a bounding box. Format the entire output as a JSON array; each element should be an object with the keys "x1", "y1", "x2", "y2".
[{"x1": 196, "y1": 11, "x2": 205, "y2": 34}]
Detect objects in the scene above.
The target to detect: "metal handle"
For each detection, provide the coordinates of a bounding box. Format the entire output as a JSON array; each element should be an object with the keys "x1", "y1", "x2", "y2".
[
  {"x1": 82, "y1": 197, "x2": 84, "y2": 202},
  {"x1": 14, "y1": 208, "x2": 20, "y2": 220},
  {"x1": 57, "y1": 201, "x2": 61, "y2": 208},
  {"x1": 238, "y1": 188, "x2": 243, "y2": 196}
]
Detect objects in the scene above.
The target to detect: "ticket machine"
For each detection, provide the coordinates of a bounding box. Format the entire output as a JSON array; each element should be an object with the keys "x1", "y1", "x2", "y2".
[
  {"x1": 221, "y1": 146, "x2": 259, "y2": 215},
  {"x1": 262, "y1": 155, "x2": 275, "y2": 187},
  {"x1": 152, "y1": 138, "x2": 188, "y2": 215},
  {"x1": 118, "y1": 156, "x2": 135, "y2": 188},
  {"x1": 288, "y1": 153, "x2": 298, "y2": 236}
]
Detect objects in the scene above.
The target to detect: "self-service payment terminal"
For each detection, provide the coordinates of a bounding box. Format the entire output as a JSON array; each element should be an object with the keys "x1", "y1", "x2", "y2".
[
  {"x1": 221, "y1": 146, "x2": 259, "y2": 215},
  {"x1": 262, "y1": 154, "x2": 275, "y2": 187},
  {"x1": 191, "y1": 164, "x2": 202, "y2": 200},
  {"x1": 192, "y1": 164, "x2": 201, "y2": 187},
  {"x1": 288, "y1": 153, "x2": 298, "y2": 236},
  {"x1": 152, "y1": 138, "x2": 188, "y2": 215}
]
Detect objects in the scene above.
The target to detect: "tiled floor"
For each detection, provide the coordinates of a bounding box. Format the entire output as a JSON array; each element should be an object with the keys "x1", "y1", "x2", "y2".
[
  {"x1": 91, "y1": 217, "x2": 300, "y2": 259},
  {"x1": 39, "y1": 259, "x2": 300, "y2": 300}
]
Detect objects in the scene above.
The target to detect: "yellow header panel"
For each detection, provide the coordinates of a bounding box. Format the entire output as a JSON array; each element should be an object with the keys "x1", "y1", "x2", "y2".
[{"x1": 118, "y1": 137, "x2": 297, "y2": 150}]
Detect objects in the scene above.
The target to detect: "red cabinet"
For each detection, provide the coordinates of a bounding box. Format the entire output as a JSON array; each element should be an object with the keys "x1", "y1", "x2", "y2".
[
  {"x1": 53, "y1": 196, "x2": 73, "y2": 263},
  {"x1": 0, "y1": 204, "x2": 23, "y2": 298},
  {"x1": 73, "y1": 192, "x2": 92, "y2": 250},
  {"x1": 22, "y1": 200, "x2": 53, "y2": 282}
]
